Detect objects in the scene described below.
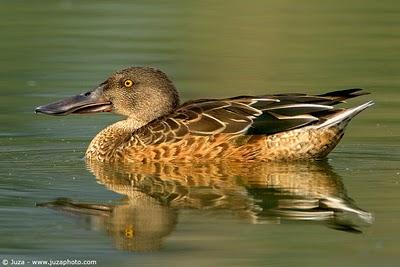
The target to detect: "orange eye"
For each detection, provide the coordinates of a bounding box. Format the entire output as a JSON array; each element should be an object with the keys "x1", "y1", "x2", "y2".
[
  {"x1": 124, "y1": 79, "x2": 133, "y2": 87},
  {"x1": 124, "y1": 225, "x2": 135, "y2": 239}
]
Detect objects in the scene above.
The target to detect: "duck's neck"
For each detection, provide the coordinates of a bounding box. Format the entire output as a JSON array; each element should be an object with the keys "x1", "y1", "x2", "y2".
[{"x1": 85, "y1": 118, "x2": 146, "y2": 161}]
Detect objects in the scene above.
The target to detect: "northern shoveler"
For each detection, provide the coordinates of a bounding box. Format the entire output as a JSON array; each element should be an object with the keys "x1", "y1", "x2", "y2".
[{"x1": 35, "y1": 67, "x2": 373, "y2": 162}]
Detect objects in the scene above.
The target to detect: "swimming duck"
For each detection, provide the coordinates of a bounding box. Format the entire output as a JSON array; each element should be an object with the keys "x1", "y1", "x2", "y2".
[{"x1": 35, "y1": 67, "x2": 373, "y2": 163}]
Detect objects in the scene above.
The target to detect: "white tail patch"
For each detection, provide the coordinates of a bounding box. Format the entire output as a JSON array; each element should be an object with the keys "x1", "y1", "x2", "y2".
[{"x1": 315, "y1": 101, "x2": 374, "y2": 129}]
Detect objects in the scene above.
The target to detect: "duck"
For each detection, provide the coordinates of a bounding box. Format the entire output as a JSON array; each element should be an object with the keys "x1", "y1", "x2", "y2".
[{"x1": 35, "y1": 67, "x2": 373, "y2": 163}]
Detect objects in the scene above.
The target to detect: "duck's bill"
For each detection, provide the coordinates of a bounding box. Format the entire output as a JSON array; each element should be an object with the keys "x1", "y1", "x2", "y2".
[{"x1": 35, "y1": 87, "x2": 112, "y2": 116}]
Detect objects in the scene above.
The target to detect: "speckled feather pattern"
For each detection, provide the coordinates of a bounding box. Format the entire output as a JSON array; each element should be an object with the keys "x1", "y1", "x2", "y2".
[
  {"x1": 85, "y1": 88, "x2": 369, "y2": 163},
  {"x1": 86, "y1": 123, "x2": 344, "y2": 163}
]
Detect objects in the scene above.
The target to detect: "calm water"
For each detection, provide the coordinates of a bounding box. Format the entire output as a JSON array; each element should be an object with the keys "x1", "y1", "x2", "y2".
[{"x1": 1, "y1": 1, "x2": 399, "y2": 266}]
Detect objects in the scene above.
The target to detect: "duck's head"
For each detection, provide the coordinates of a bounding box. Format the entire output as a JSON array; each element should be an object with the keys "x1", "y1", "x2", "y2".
[{"x1": 35, "y1": 67, "x2": 180, "y2": 124}]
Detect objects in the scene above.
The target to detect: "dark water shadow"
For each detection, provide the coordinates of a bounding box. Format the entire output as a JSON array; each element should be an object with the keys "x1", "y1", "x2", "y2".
[{"x1": 38, "y1": 160, "x2": 372, "y2": 252}]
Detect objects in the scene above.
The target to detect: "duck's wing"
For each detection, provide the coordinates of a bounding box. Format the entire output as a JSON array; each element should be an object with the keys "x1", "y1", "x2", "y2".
[{"x1": 135, "y1": 89, "x2": 368, "y2": 144}]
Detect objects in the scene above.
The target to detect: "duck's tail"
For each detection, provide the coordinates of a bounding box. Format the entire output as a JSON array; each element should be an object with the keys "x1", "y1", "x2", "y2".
[
  {"x1": 315, "y1": 101, "x2": 374, "y2": 129},
  {"x1": 318, "y1": 88, "x2": 370, "y2": 103}
]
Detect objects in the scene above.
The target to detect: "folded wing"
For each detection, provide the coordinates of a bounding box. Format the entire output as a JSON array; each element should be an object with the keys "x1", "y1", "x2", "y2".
[{"x1": 134, "y1": 89, "x2": 368, "y2": 145}]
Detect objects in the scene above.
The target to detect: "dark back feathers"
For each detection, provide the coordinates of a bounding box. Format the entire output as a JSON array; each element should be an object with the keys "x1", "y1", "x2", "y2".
[{"x1": 135, "y1": 89, "x2": 369, "y2": 145}]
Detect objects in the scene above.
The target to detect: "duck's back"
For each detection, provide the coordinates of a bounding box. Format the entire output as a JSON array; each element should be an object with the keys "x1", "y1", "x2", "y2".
[{"x1": 112, "y1": 89, "x2": 372, "y2": 163}]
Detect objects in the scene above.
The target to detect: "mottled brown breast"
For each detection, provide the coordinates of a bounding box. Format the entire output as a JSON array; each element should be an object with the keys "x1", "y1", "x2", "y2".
[{"x1": 115, "y1": 125, "x2": 343, "y2": 163}]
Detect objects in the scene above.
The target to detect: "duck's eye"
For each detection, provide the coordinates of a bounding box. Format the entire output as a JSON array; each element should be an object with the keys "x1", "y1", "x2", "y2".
[{"x1": 124, "y1": 79, "x2": 134, "y2": 88}]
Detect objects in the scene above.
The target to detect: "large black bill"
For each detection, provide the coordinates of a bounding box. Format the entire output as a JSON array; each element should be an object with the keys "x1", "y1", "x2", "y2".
[{"x1": 35, "y1": 86, "x2": 112, "y2": 116}]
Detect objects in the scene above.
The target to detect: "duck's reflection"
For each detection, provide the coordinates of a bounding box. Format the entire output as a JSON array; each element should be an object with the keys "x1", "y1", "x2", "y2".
[{"x1": 38, "y1": 160, "x2": 372, "y2": 251}]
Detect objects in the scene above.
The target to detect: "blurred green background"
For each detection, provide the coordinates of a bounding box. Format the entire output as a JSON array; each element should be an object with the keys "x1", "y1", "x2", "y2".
[{"x1": 0, "y1": 1, "x2": 399, "y2": 266}]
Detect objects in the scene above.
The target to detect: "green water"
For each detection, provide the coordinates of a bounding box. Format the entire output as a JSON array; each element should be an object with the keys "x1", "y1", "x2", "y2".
[{"x1": 1, "y1": 1, "x2": 399, "y2": 266}]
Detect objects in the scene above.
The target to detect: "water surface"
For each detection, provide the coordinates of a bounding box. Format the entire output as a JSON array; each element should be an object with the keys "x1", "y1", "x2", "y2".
[{"x1": 0, "y1": 1, "x2": 399, "y2": 266}]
